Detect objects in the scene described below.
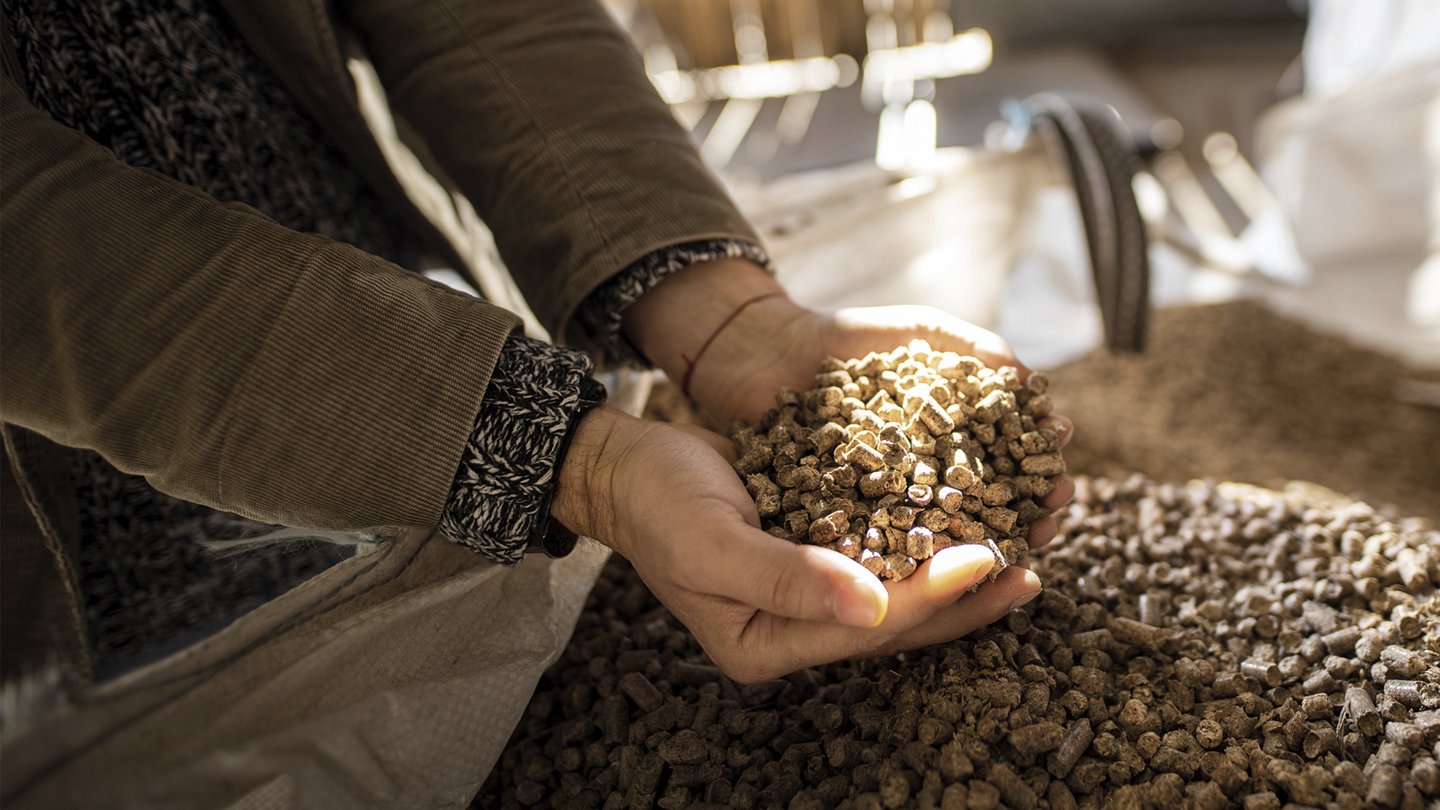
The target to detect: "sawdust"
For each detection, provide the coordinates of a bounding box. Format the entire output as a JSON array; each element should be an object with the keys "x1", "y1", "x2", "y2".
[{"x1": 1047, "y1": 300, "x2": 1440, "y2": 524}]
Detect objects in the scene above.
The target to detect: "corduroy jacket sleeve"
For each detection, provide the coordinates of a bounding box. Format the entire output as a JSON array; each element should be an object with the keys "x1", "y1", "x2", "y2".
[
  {"x1": 0, "y1": 77, "x2": 520, "y2": 532},
  {"x1": 339, "y1": 0, "x2": 763, "y2": 348}
]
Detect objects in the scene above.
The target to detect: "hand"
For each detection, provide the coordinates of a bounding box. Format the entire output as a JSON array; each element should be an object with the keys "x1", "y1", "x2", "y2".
[
  {"x1": 622, "y1": 259, "x2": 1076, "y2": 550},
  {"x1": 551, "y1": 406, "x2": 1043, "y2": 683}
]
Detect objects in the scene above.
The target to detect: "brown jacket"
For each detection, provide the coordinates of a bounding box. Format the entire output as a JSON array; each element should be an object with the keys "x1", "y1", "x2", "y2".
[{"x1": 0, "y1": 0, "x2": 757, "y2": 679}]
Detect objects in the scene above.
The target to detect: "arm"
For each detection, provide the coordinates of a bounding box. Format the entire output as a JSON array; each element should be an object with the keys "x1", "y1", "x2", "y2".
[
  {"x1": 337, "y1": 1, "x2": 1070, "y2": 674},
  {"x1": 339, "y1": 0, "x2": 761, "y2": 349},
  {"x1": 590, "y1": 261, "x2": 1080, "y2": 680},
  {"x1": 1, "y1": 77, "x2": 520, "y2": 532}
]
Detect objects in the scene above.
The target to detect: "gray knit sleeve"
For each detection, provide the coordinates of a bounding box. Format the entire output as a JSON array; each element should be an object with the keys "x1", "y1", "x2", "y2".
[
  {"x1": 574, "y1": 238, "x2": 772, "y2": 366},
  {"x1": 439, "y1": 333, "x2": 594, "y2": 564}
]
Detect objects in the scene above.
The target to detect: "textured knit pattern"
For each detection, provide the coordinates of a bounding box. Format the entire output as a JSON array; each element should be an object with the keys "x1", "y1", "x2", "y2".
[
  {"x1": 576, "y1": 238, "x2": 772, "y2": 365},
  {"x1": 5, "y1": 0, "x2": 415, "y2": 265},
  {"x1": 441, "y1": 335, "x2": 594, "y2": 564}
]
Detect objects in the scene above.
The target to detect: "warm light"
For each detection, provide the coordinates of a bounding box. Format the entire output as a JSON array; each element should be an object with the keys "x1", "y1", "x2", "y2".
[
  {"x1": 888, "y1": 174, "x2": 939, "y2": 202},
  {"x1": 903, "y1": 98, "x2": 938, "y2": 165},
  {"x1": 862, "y1": 28, "x2": 993, "y2": 108},
  {"x1": 1150, "y1": 118, "x2": 1185, "y2": 151},
  {"x1": 875, "y1": 103, "x2": 908, "y2": 170},
  {"x1": 1203, "y1": 132, "x2": 1239, "y2": 164},
  {"x1": 699, "y1": 98, "x2": 764, "y2": 167},
  {"x1": 875, "y1": 98, "x2": 938, "y2": 171},
  {"x1": 651, "y1": 54, "x2": 859, "y2": 104},
  {"x1": 650, "y1": 70, "x2": 696, "y2": 104},
  {"x1": 1132, "y1": 171, "x2": 1168, "y2": 224}
]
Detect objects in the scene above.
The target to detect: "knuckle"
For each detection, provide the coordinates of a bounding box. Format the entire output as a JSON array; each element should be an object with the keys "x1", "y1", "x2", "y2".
[
  {"x1": 858, "y1": 626, "x2": 899, "y2": 656},
  {"x1": 669, "y1": 553, "x2": 701, "y2": 593},
  {"x1": 666, "y1": 535, "x2": 717, "y2": 594},
  {"x1": 716, "y1": 655, "x2": 766, "y2": 685},
  {"x1": 766, "y1": 559, "x2": 813, "y2": 618},
  {"x1": 765, "y1": 561, "x2": 795, "y2": 613}
]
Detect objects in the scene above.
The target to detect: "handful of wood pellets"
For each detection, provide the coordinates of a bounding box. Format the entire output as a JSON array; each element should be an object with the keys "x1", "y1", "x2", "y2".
[{"x1": 729, "y1": 340, "x2": 1063, "y2": 581}]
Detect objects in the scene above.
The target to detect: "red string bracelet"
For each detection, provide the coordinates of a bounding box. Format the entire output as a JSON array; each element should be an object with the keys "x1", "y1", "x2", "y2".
[{"x1": 680, "y1": 291, "x2": 786, "y2": 400}]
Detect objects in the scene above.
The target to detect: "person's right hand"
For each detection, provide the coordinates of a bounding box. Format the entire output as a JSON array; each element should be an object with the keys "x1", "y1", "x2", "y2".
[{"x1": 550, "y1": 406, "x2": 1042, "y2": 684}]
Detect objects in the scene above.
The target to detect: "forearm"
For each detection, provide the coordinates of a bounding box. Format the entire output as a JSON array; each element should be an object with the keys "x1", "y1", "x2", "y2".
[
  {"x1": 1, "y1": 79, "x2": 519, "y2": 531},
  {"x1": 340, "y1": 0, "x2": 760, "y2": 342},
  {"x1": 575, "y1": 239, "x2": 773, "y2": 366},
  {"x1": 619, "y1": 256, "x2": 824, "y2": 422},
  {"x1": 547, "y1": 405, "x2": 650, "y2": 553}
]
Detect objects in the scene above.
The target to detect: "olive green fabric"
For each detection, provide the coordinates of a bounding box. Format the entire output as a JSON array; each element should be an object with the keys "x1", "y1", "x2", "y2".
[
  {"x1": 337, "y1": 0, "x2": 762, "y2": 343},
  {"x1": 1, "y1": 0, "x2": 758, "y2": 539},
  {"x1": 0, "y1": 2, "x2": 759, "y2": 799},
  {"x1": 1, "y1": 78, "x2": 521, "y2": 530},
  {"x1": 0, "y1": 430, "x2": 89, "y2": 684}
]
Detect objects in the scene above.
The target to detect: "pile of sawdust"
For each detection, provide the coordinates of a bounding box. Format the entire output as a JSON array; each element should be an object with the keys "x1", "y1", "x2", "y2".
[{"x1": 1047, "y1": 300, "x2": 1440, "y2": 523}]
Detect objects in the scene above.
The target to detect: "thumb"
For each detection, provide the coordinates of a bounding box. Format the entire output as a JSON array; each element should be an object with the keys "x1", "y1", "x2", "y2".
[{"x1": 695, "y1": 523, "x2": 890, "y2": 628}]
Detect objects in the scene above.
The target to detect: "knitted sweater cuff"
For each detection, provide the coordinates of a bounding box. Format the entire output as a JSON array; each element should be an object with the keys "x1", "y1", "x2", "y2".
[{"x1": 439, "y1": 333, "x2": 594, "y2": 563}]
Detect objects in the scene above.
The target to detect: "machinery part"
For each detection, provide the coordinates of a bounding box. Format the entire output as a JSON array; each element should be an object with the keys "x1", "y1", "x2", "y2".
[{"x1": 1007, "y1": 94, "x2": 1152, "y2": 353}]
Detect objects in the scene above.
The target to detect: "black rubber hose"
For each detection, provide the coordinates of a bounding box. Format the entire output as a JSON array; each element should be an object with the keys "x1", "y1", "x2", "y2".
[{"x1": 1019, "y1": 94, "x2": 1151, "y2": 353}]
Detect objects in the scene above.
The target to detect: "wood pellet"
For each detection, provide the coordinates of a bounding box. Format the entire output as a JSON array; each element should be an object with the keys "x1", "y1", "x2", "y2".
[
  {"x1": 482, "y1": 473, "x2": 1438, "y2": 809},
  {"x1": 728, "y1": 340, "x2": 1061, "y2": 581}
]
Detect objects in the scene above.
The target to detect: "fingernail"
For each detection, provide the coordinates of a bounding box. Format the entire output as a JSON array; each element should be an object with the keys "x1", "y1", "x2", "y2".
[
  {"x1": 834, "y1": 577, "x2": 887, "y2": 628},
  {"x1": 1008, "y1": 586, "x2": 1041, "y2": 612},
  {"x1": 929, "y1": 545, "x2": 997, "y2": 590}
]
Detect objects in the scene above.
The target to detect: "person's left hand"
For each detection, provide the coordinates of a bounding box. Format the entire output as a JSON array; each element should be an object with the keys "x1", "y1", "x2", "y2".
[{"x1": 622, "y1": 258, "x2": 1076, "y2": 549}]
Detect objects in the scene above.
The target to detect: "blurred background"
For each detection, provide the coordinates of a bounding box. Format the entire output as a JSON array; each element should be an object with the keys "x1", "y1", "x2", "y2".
[{"x1": 597, "y1": 0, "x2": 1440, "y2": 369}]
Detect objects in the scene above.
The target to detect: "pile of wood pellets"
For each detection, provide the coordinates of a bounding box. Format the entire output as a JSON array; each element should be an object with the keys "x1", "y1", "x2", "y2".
[
  {"x1": 484, "y1": 305, "x2": 1439, "y2": 808},
  {"x1": 479, "y1": 472, "x2": 1438, "y2": 809},
  {"x1": 728, "y1": 341, "x2": 1060, "y2": 581}
]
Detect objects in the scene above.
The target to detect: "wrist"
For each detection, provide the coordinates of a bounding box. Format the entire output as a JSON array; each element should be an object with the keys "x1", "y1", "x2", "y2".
[
  {"x1": 622, "y1": 257, "x2": 818, "y2": 415},
  {"x1": 622, "y1": 257, "x2": 787, "y2": 374},
  {"x1": 549, "y1": 404, "x2": 652, "y2": 553}
]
